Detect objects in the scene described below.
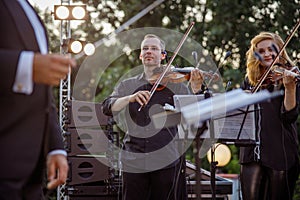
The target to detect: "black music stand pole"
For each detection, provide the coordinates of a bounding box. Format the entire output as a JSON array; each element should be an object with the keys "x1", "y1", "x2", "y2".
[
  {"x1": 209, "y1": 105, "x2": 258, "y2": 200},
  {"x1": 194, "y1": 123, "x2": 208, "y2": 200},
  {"x1": 194, "y1": 89, "x2": 214, "y2": 199}
]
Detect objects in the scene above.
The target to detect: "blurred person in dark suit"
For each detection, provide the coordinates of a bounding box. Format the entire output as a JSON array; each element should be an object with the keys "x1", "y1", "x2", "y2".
[{"x1": 0, "y1": 0, "x2": 76, "y2": 199}]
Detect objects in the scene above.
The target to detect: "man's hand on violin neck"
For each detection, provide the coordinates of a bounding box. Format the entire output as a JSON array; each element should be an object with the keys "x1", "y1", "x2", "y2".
[
  {"x1": 190, "y1": 69, "x2": 204, "y2": 93},
  {"x1": 130, "y1": 90, "x2": 151, "y2": 106}
]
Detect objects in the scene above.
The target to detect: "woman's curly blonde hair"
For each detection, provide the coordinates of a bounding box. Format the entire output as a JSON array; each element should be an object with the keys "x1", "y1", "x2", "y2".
[{"x1": 246, "y1": 32, "x2": 293, "y2": 86}]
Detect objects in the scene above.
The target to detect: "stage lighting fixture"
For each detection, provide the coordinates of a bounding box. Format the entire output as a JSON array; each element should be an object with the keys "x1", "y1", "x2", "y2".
[
  {"x1": 54, "y1": 5, "x2": 88, "y2": 20},
  {"x1": 62, "y1": 39, "x2": 95, "y2": 56},
  {"x1": 83, "y1": 43, "x2": 96, "y2": 56},
  {"x1": 70, "y1": 40, "x2": 83, "y2": 54}
]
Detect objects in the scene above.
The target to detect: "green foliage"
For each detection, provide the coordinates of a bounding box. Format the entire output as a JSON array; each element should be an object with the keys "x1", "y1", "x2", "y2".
[
  {"x1": 222, "y1": 145, "x2": 240, "y2": 174},
  {"x1": 38, "y1": 0, "x2": 299, "y2": 100}
]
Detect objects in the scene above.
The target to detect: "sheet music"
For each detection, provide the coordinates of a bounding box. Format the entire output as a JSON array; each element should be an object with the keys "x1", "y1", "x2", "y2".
[
  {"x1": 200, "y1": 105, "x2": 256, "y2": 141},
  {"x1": 174, "y1": 94, "x2": 256, "y2": 141},
  {"x1": 170, "y1": 89, "x2": 283, "y2": 141},
  {"x1": 153, "y1": 89, "x2": 282, "y2": 141}
]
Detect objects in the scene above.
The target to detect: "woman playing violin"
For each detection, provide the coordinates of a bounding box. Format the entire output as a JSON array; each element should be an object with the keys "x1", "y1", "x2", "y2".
[
  {"x1": 102, "y1": 34, "x2": 203, "y2": 200},
  {"x1": 239, "y1": 32, "x2": 300, "y2": 200}
]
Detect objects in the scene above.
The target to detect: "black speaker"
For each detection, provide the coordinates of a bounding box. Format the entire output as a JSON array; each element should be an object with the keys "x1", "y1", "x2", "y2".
[
  {"x1": 65, "y1": 128, "x2": 109, "y2": 156},
  {"x1": 66, "y1": 184, "x2": 121, "y2": 199},
  {"x1": 65, "y1": 100, "x2": 109, "y2": 128},
  {"x1": 68, "y1": 157, "x2": 111, "y2": 185}
]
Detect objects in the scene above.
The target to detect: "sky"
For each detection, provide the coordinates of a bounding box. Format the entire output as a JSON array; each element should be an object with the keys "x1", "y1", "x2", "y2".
[{"x1": 28, "y1": 0, "x2": 60, "y2": 10}]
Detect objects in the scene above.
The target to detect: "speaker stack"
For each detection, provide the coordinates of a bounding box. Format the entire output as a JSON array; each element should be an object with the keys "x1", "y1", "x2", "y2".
[{"x1": 64, "y1": 100, "x2": 121, "y2": 199}]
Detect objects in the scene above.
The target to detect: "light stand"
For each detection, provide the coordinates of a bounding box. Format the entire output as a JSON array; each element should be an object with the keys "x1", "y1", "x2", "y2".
[
  {"x1": 57, "y1": 2, "x2": 71, "y2": 200},
  {"x1": 55, "y1": 1, "x2": 89, "y2": 199},
  {"x1": 209, "y1": 144, "x2": 219, "y2": 200},
  {"x1": 207, "y1": 143, "x2": 232, "y2": 200},
  {"x1": 193, "y1": 123, "x2": 207, "y2": 200}
]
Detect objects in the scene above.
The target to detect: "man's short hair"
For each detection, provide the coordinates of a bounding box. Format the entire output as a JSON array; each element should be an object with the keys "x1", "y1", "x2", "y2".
[{"x1": 142, "y1": 34, "x2": 165, "y2": 51}]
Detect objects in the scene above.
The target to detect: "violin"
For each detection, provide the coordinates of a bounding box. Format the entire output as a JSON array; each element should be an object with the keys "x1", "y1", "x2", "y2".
[
  {"x1": 171, "y1": 67, "x2": 219, "y2": 82},
  {"x1": 272, "y1": 63, "x2": 300, "y2": 81},
  {"x1": 260, "y1": 63, "x2": 300, "y2": 89},
  {"x1": 148, "y1": 66, "x2": 219, "y2": 86}
]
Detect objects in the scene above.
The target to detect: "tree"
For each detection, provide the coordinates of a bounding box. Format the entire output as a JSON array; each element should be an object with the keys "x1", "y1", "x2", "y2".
[{"x1": 37, "y1": 0, "x2": 299, "y2": 101}]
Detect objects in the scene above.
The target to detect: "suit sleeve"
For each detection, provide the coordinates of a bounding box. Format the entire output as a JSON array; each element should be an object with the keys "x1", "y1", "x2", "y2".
[
  {"x1": 44, "y1": 89, "x2": 65, "y2": 155},
  {"x1": 0, "y1": 49, "x2": 21, "y2": 93}
]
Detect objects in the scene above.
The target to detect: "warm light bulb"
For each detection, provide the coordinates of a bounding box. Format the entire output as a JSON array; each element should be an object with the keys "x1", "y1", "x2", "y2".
[
  {"x1": 207, "y1": 143, "x2": 231, "y2": 167},
  {"x1": 84, "y1": 43, "x2": 95, "y2": 56},
  {"x1": 72, "y1": 6, "x2": 86, "y2": 20},
  {"x1": 70, "y1": 41, "x2": 83, "y2": 54},
  {"x1": 56, "y1": 6, "x2": 69, "y2": 20}
]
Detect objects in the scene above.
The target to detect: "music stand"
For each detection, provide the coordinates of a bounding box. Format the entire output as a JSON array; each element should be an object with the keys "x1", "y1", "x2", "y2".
[
  {"x1": 174, "y1": 95, "x2": 258, "y2": 200},
  {"x1": 173, "y1": 94, "x2": 210, "y2": 199},
  {"x1": 153, "y1": 89, "x2": 283, "y2": 200},
  {"x1": 200, "y1": 105, "x2": 258, "y2": 143},
  {"x1": 203, "y1": 105, "x2": 258, "y2": 200}
]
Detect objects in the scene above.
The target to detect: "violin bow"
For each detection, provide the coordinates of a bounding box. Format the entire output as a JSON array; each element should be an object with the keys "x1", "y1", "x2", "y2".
[
  {"x1": 138, "y1": 22, "x2": 195, "y2": 111},
  {"x1": 251, "y1": 19, "x2": 300, "y2": 93}
]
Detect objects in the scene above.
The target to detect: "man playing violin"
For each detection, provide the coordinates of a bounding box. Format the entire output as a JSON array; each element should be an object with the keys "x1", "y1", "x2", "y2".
[
  {"x1": 239, "y1": 32, "x2": 300, "y2": 200},
  {"x1": 102, "y1": 34, "x2": 203, "y2": 200}
]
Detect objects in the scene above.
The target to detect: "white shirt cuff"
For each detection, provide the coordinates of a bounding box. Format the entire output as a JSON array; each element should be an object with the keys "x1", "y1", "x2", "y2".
[
  {"x1": 13, "y1": 51, "x2": 34, "y2": 95},
  {"x1": 48, "y1": 150, "x2": 67, "y2": 157}
]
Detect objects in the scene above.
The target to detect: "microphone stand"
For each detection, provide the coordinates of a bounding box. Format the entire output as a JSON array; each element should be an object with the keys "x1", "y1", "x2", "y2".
[
  {"x1": 205, "y1": 52, "x2": 230, "y2": 200},
  {"x1": 193, "y1": 87, "x2": 214, "y2": 200},
  {"x1": 194, "y1": 123, "x2": 207, "y2": 200},
  {"x1": 191, "y1": 50, "x2": 205, "y2": 200},
  {"x1": 206, "y1": 79, "x2": 234, "y2": 200},
  {"x1": 203, "y1": 88, "x2": 218, "y2": 200},
  {"x1": 192, "y1": 50, "x2": 230, "y2": 200},
  {"x1": 192, "y1": 50, "x2": 204, "y2": 200}
]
